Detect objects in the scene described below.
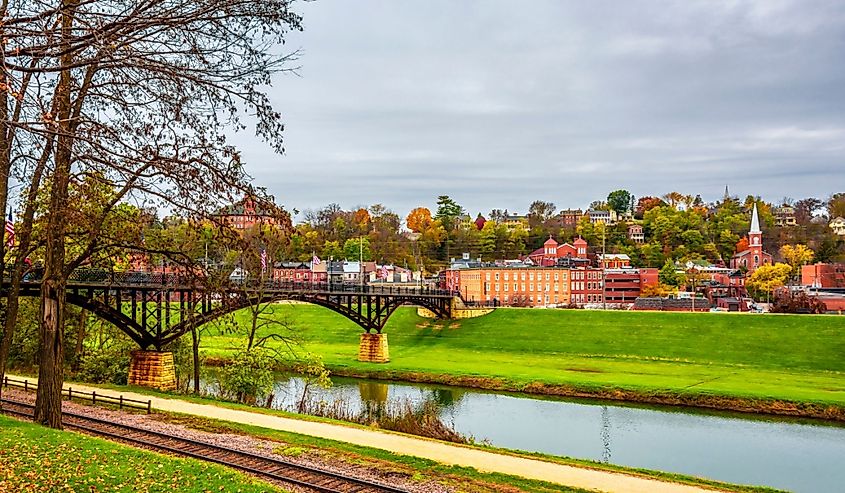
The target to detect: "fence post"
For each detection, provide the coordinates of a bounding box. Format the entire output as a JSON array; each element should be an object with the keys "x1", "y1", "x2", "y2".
[
  {"x1": 24, "y1": 380, "x2": 28, "y2": 392},
  {"x1": 147, "y1": 400, "x2": 152, "y2": 414},
  {"x1": 92, "y1": 390, "x2": 96, "y2": 405},
  {"x1": 119, "y1": 395, "x2": 124, "y2": 410},
  {"x1": 68, "y1": 387, "x2": 72, "y2": 401}
]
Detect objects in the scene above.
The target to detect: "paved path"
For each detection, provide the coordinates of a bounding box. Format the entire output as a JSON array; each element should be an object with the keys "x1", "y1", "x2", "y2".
[{"x1": 5, "y1": 374, "x2": 723, "y2": 493}]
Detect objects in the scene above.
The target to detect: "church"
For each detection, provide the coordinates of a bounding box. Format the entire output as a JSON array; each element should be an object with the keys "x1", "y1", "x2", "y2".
[{"x1": 730, "y1": 204, "x2": 772, "y2": 273}]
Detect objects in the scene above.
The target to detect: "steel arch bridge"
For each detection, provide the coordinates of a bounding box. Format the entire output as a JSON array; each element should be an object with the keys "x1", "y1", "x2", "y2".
[{"x1": 2, "y1": 272, "x2": 460, "y2": 351}]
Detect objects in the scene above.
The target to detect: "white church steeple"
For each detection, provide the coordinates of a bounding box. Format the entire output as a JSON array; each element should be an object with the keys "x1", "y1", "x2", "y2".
[{"x1": 750, "y1": 203, "x2": 761, "y2": 234}]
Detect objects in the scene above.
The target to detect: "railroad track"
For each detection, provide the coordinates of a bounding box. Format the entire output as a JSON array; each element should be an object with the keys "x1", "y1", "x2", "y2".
[{"x1": 1, "y1": 398, "x2": 410, "y2": 493}]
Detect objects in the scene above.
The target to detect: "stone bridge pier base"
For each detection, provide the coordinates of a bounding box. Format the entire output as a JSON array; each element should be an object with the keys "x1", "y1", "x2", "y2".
[
  {"x1": 357, "y1": 333, "x2": 390, "y2": 363},
  {"x1": 128, "y1": 350, "x2": 177, "y2": 391}
]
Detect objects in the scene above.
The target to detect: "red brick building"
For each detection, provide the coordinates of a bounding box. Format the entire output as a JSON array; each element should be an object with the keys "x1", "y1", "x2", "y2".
[
  {"x1": 802, "y1": 263, "x2": 845, "y2": 288},
  {"x1": 272, "y1": 261, "x2": 327, "y2": 283},
  {"x1": 215, "y1": 195, "x2": 282, "y2": 231}
]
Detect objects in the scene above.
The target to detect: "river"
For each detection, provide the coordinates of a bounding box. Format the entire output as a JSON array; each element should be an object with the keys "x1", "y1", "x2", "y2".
[{"x1": 205, "y1": 373, "x2": 845, "y2": 492}]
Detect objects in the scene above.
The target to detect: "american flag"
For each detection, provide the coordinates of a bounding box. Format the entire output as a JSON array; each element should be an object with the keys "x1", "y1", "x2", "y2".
[
  {"x1": 5, "y1": 210, "x2": 14, "y2": 248},
  {"x1": 260, "y1": 248, "x2": 267, "y2": 273},
  {"x1": 312, "y1": 254, "x2": 321, "y2": 265}
]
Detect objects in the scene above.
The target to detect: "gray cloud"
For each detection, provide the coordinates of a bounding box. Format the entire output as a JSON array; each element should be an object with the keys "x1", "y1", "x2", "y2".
[{"x1": 231, "y1": 0, "x2": 845, "y2": 219}]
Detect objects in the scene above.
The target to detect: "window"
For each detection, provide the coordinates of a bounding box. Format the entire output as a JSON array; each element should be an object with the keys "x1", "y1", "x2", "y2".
[
  {"x1": 513, "y1": 283, "x2": 518, "y2": 291},
  {"x1": 521, "y1": 272, "x2": 526, "y2": 280},
  {"x1": 530, "y1": 272, "x2": 535, "y2": 280},
  {"x1": 545, "y1": 283, "x2": 550, "y2": 291},
  {"x1": 530, "y1": 283, "x2": 534, "y2": 291},
  {"x1": 504, "y1": 273, "x2": 509, "y2": 281},
  {"x1": 495, "y1": 283, "x2": 500, "y2": 292},
  {"x1": 754, "y1": 255, "x2": 759, "y2": 266},
  {"x1": 504, "y1": 283, "x2": 509, "y2": 292},
  {"x1": 545, "y1": 273, "x2": 550, "y2": 280},
  {"x1": 554, "y1": 272, "x2": 559, "y2": 281},
  {"x1": 554, "y1": 284, "x2": 559, "y2": 292},
  {"x1": 495, "y1": 272, "x2": 500, "y2": 281},
  {"x1": 486, "y1": 272, "x2": 491, "y2": 281},
  {"x1": 485, "y1": 282, "x2": 490, "y2": 291},
  {"x1": 521, "y1": 283, "x2": 526, "y2": 291}
]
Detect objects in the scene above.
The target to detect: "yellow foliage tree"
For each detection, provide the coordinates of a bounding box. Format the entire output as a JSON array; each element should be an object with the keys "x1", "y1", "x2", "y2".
[
  {"x1": 746, "y1": 263, "x2": 792, "y2": 302},
  {"x1": 779, "y1": 244, "x2": 814, "y2": 280}
]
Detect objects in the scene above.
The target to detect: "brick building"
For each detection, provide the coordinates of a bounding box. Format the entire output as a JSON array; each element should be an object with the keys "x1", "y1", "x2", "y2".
[
  {"x1": 802, "y1": 263, "x2": 845, "y2": 288},
  {"x1": 272, "y1": 261, "x2": 327, "y2": 283},
  {"x1": 215, "y1": 195, "x2": 282, "y2": 231}
]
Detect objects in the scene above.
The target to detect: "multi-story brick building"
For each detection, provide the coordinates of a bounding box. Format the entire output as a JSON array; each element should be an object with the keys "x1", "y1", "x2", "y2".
[
  {"x1": 445, "y1": 266, "x2": 572, "y2": 307},
  {"x1": 604, "y1": 268, "x2": 659, "y2": 305},
  {"x1": 215, "y1": 195, "x2": 282, "y2": 231},
  {"x1": 554, "y1": 209, "x2": 584, "y2": 228},
  {"x1": 272, "y1": 261, "x2": 327, "y2": 283},
  {"x1": 802, "y1": 263, "x2": 845, "y2": 288}
]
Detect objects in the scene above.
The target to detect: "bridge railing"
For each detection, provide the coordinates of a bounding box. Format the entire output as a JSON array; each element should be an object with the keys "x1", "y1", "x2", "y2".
[{"x1": 9, "y1": 267, "x2": 463, "y2": 298}]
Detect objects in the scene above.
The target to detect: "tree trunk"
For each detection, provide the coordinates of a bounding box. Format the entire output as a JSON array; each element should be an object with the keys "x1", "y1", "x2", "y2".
[
  {"x1": 34, "y1": 279, "x2": 66, "y2": 428},
  {"x1": 33, "y1": 0, "x2": 77, "y2": 429},
  {"x1": 71, "y1": 309, "x2": 87, "y2": 371}
]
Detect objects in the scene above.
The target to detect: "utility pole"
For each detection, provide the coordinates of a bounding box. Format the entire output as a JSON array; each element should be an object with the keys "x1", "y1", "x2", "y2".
[
  {"x1": 359, "y1": 236, "x2": 364, "y2": 289},
  {"x1": 601, "y1": 222, "x2": 606, "y2": 310}
]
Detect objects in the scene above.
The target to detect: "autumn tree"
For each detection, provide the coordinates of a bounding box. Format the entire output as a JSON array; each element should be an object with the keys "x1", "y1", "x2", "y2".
[
  {"x1": 794, "y1": 198, "x2": 822, "y2": 225},
  {"x1": 406, "y1": 207, "x2": 433, "y2": 233},
  {"x1": 1, "y1": 0, "x2": 303, "y2": 428},
  {"x1": 779, "y1": 244, "x2": 814, "y2": 281},
  {"x1": 745, "y1": 263, "x2": 792, "y2": 302},
  {"x1": 635, "y1": 196, "x2": 665, "y2": 219},
  {"x1": 828, "y1": 193, "x2": 845, "y2": 219}
]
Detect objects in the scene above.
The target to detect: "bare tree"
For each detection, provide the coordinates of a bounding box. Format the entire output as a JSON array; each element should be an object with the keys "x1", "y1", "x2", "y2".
[{"x1": 1, "y1": 0, "x2": 303, "y2": 427}]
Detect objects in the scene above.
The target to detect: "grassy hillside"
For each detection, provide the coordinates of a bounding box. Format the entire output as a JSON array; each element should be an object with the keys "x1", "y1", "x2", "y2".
[
  {"x1": 0, "y1": 415, "x2": 288, "y2": 492},
  {"x1": 201, "y1": 305, "x2": 845, "y2": 408}
]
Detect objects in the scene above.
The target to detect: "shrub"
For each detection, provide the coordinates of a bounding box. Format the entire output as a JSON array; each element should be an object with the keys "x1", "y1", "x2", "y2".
[{"x1": 218, "y1": 348, "x2": 276, "y2": 404}]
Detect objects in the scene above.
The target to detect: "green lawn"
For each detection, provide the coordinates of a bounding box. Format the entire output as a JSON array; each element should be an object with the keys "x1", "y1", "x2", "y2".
[
  {"x1": 201, "y1": 305, "x2": 845, "y2": 408},
  {"x1": 0, "y1": 414, "x2": 287, "y2": 493}
]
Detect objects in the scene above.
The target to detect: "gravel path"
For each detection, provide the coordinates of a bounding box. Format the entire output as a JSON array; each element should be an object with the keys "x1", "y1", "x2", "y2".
[
  {"x1": 1, "y1": 387, "x2": 452, "y2": 493},
  {"x1": 3, "y1": 375, "x2": 729, "y2": 493}
]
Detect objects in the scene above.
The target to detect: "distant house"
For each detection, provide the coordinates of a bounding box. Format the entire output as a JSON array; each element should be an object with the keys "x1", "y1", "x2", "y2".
[
  {"x1": 554, "y1": 209, "x2": 584, "y2": 228},
  {"x1": 597, "y1": 254, "x2": 631, "y2": 269},
  {"x1": 214, "y1": 195, "x2": 282, "y2": 231},
  {"x1": 501, "y1": 213, "x2": 530, "y2": 231},
  {"x1": 774, "y1": 205, "x2": 797, "y2": 227},
  {"x1": 586, "y1": 209, "x2": 616, "y2": 225},
  {"x1": 831, "y1": 217, "x2": 845, "y2": 236},
  {"x1": 627, "y1": 223, "x2": 644, "y2": 243}
]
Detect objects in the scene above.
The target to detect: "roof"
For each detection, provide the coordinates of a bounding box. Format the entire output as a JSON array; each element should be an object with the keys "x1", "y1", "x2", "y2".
[
  {"x1": 598, "y1": 254, "x2": 631, "y2": 260},
  {"x1": 750, "y1": 203, "x2": 761, "y2": 234}
]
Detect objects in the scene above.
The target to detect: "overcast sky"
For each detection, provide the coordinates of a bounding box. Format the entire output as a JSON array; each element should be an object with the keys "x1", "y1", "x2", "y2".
[{"x1": 233, "y1": 0, "x2": 845, "y2": 219}]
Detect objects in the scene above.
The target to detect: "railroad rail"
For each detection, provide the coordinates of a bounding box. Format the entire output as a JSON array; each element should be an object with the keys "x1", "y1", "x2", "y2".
[{"x1": 1, "y1": 398, "x2": 410, "y2": 493}]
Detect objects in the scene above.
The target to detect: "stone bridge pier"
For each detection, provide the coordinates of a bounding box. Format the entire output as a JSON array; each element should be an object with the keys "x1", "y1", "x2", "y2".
[{"x1": 128, "y1": 350, "x2": 177, "y2": 390}]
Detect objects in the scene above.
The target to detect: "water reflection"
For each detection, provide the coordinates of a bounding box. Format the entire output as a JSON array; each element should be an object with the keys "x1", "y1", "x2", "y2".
[
  {"x1": 600, "y1": 405, "x2": 611, "y2": 464},
  {"x1": 201, "y1": 372, "x2": 845, "y2": 493}
]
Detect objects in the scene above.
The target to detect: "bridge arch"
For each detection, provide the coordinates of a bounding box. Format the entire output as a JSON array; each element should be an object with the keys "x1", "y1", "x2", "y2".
[{"x1": 3, "y1": 281, "x2": 457, "y2": 350}]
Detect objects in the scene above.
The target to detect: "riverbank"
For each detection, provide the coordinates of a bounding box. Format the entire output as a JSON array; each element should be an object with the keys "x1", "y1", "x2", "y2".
[
  {"x1": 1, "y1": 374, "x2": 783, "y2": 493},
  {"x1": 201, "y1": 305, "x2": 845, "y2": 421}
]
